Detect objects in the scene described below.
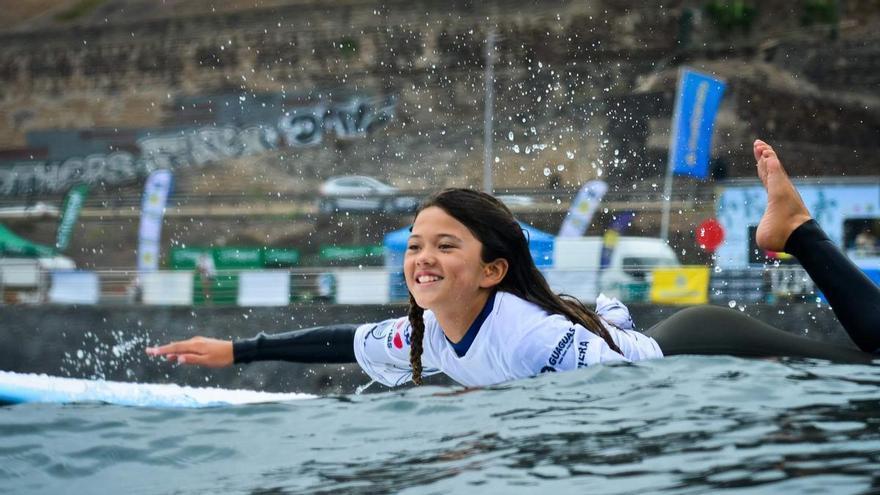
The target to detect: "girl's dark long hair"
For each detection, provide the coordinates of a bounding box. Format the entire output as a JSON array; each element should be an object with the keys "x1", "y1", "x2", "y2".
[{"x1": 408, "y1": 188, "x2": 623, "y2": 385}]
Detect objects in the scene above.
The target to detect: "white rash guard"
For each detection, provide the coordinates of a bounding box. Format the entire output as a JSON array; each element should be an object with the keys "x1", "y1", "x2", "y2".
[{"x1": 352, "y1": 291, "x2": 663, "y2": 387}]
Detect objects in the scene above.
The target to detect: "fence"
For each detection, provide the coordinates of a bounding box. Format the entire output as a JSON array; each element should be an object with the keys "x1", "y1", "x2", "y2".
[{"x1": 1, "y1": 264, "x2": 867, "y2": 307}]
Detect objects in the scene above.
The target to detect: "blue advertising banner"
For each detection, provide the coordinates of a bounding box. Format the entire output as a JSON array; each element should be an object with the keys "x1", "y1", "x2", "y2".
[{"x1": 669, "y1": 69, "x2": 726, "y2": 179}]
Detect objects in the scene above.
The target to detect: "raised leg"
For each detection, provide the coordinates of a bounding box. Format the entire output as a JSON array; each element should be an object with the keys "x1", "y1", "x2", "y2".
[{"x1": 753, "y1": 140, "x2": 880, "y2": 353}]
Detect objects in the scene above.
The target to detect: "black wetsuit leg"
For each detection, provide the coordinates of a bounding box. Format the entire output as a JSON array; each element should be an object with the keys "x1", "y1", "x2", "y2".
[
  {"x1": 785, "y1": 219, "x2": 880, "y2": 353},
  {"x1": 646, "y1": 219, "x2": 880, "y2": 362},
  {"x1": 645, "y1": 305, "x2": 873, "y2": 363}
]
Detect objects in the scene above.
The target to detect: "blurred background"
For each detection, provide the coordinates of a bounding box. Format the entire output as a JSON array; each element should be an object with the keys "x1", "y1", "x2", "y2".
[{"x1": 0, "y1": 0, "x2": 877, "y2": 311}]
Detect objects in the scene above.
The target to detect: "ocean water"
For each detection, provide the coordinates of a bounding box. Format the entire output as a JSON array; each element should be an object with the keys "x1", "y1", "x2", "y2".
[{"x1": 2, "y1": 356, "x2": 879, "y2": 495}]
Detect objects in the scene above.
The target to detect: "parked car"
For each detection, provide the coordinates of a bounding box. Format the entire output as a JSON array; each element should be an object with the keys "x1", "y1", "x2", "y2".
[
  {"x1": 0, "y1": 202, "x2": 60, "y2": 219},
  {"x1": 496, "y1": 194, "x2": 535, "y2": 208},
  {"x1": 318, "y1": 176, "x2": 418, "y2": 213}
]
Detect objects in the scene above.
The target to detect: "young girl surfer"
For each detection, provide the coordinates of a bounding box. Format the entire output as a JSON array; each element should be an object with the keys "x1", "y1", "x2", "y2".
[{"x1": 147, "y1": 140, "x2": 878, "y2": 387}]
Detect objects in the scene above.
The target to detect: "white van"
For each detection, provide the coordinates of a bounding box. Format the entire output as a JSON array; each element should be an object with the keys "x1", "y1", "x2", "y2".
[{"x1": 544, "y1": 236, "x2": 680, "y2": 301}]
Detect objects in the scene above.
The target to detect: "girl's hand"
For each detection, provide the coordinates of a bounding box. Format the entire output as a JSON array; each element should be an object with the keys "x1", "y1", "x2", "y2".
[{"x1": 145, "y1": 337, "x2": 233, "y2": 368}]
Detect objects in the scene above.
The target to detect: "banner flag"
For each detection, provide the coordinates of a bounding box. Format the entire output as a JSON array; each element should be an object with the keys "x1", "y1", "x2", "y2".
[
  {"x1": 137, "y1": 169, "x2": 173, "y2": 272},
  {"x1": 55, "y1": 183, "x2": 89, "y2": 251},
  {"x1": 558, "y1": 180, "x2": 608, "y2": 237},
  {"x1": 669, "y1": 69, "x2": 726, "y2": 179},
  {"x1": 649, "y1": 266, "x2": 710, "y2": 305}
]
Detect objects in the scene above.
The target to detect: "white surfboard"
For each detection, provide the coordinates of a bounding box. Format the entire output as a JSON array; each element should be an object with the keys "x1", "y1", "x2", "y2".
[{"x1": 0, "y1": 371, "x2": 314, "y2": 408}]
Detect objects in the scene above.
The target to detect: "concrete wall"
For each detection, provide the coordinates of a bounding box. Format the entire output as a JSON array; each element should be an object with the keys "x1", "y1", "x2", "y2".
[
  {"x1": 0, "y1": 302, "x2": 859, "y2": 395},
  {"x1": 1, "y1": 1, "x2": 878, "y2": 186}
]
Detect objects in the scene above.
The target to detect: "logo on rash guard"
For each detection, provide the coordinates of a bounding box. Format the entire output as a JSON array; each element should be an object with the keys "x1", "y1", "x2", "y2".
[
  {"x1": 576, "y1": 340, "x2": 590, "y2": 368},
  {"x1": 389, "y1": 320, "x2": 412, "y2": 349},
  {"x1": 548, "y1": 327, "x2": 576, "y2": 366},
  {"x1": 387, "y1": 320, "x2": 405, "y2": 349},
  {"x1": 368, "y1": 323, "x2": 390, "y2": 341}
]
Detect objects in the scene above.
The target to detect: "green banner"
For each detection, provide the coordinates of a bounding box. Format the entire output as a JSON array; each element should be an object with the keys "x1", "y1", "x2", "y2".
[
  {"x1": 213, "y1": 247, "x2": 263, "y2": 269},
  {"x1": 55, "y1": 184, "x2": 89, "y2": 251},
  {"x1": 319, "y1": 245, "x2": 384, "y2": 261},
  {"x1": 193, "y1": 273, "x2": 239, "y2": 306},
  {"x1": 264, "y1": 248, "x2": 300, "y2": 267},
  {"x1": 170, "y1": 247, "x2": 212, "y2": 269},
  {"x1": 0, "y1": 224, "x2": 55, "y2": 257},
  {"x1": 170, "y1": 247, "x2": 300, "y2": 269}
]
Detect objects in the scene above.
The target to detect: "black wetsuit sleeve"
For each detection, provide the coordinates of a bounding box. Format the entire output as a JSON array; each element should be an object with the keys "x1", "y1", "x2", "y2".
[
  {"x1": 785, "y1": 219, "x2": 880, "y2": 354},
  {"x1": 233, "y1": 324, "x2": 358, "y2": 364}
]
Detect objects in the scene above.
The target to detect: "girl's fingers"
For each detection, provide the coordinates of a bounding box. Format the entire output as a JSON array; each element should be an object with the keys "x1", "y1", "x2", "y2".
[
  {"x1": 176, "y1": 354, "x2": 211, "y2": 366},
  {"x1": 146, "y1": 339, "x2": 202, "y2": 356},
  {"x1": 145, "y1": 337, "x2": 232, "y2": 367},
  {"x1": 157, "y1": 353, "x2": 199, "y2": 365}
]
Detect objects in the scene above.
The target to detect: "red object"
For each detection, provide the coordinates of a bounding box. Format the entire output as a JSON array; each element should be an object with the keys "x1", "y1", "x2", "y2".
[
  {"x1": 696, "y1": 218, "x2": 725, "y2": 253},
  {"x1": 393, "y1": 332, "x2": 404, "y2": 349}
]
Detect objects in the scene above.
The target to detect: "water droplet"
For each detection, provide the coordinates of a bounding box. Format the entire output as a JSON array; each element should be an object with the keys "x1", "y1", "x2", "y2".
[{"x1": 728, "y1": 300, "x2": 737, "y2": 308}]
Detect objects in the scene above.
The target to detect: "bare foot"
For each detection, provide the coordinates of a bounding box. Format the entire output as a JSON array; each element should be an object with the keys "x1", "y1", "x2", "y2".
[{"x1": 753, "y1": 139, "x2": 812, "y2": 252}]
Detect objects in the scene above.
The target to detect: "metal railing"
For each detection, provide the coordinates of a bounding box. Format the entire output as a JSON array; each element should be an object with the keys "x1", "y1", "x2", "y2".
[
  {"x1": 0, "y1": 264, "x2": 839, "y2": 307},
  {"x1": 0, "y1": 185, "x2": 719, "y2": 220}
]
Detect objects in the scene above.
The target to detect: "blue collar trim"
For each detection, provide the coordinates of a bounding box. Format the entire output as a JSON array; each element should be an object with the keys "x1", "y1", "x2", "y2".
[{"x1": 448, "y1": 291, "x2": 496, "y2": 357}]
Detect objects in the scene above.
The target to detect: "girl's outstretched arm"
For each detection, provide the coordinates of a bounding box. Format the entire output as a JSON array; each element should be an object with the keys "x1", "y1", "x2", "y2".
[{"x1": 146, "y1": 325, "x2": 359, "y2": 367}]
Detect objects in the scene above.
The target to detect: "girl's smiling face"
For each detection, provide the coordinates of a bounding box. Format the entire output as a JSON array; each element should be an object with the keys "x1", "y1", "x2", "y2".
[{"x1": 405, "y1": 206, "x2": 498, "y2": 312}]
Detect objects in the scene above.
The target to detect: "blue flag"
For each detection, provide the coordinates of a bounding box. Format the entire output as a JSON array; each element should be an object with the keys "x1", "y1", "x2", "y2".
[{"x1": 669, "y1": 69, "x2": 726, "y2": 179}]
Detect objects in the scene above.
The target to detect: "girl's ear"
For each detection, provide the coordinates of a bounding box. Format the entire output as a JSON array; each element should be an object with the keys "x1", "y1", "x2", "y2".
[{"x1": 480, "y1": 258, "x2": 509, "y2": 288}]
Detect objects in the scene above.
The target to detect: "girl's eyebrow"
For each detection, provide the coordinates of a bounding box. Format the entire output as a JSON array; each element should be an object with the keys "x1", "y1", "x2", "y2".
[
  {"x1": 436, "y1": 233, "x2": 463, "y2": 242},
  {"x1": 408, "y1": 233, "x2": 463, "y2": 242}
]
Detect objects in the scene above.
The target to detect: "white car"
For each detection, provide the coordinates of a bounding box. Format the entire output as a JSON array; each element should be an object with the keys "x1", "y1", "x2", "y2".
[
  {"x1": 496, "y1": 194, "x2": 534, "y2": 208},
  {"x1": 318, "y1": 176, "x2": 418, "y2": 213},
  {"x1": 0, "y1": 202, "x2": 60, "y2": 219}
]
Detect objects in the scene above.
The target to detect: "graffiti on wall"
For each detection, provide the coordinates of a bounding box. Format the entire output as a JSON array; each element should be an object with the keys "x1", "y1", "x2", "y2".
[
  {"x1": 0, "y1": 95, "x2": 396, "y2": 196},
  {"x1": 137, "y1": 125, "x2": 281, "y2": 171}
]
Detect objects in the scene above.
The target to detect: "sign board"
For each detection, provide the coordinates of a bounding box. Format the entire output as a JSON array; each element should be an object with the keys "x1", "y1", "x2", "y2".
[{"x1": 715, "y1": 181, "x2": 880, "y2": 269}]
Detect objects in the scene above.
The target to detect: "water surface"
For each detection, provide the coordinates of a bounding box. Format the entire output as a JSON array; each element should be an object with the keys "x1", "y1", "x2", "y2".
[{"x1": 2, "y1": 356, "x2": 879, "y2": 494}]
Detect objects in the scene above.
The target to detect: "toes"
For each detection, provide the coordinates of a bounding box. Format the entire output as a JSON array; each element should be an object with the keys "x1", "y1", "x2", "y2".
[
  {"x1": 753, "y1": 141, "x2": 765, "y2": 162},
  {"x1": 762, "y1": 149, "x2": 780, "y2": 167},
  {"x1": 753, "y1": 140, "x2": 772, "y2": 162}
]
